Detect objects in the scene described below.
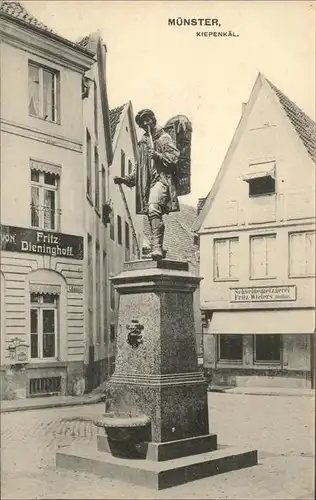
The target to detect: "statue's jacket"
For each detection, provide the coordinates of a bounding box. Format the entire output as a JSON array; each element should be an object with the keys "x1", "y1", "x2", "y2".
[{"x1": 123, "y1": 126, "x2": 180, "y2": 215}]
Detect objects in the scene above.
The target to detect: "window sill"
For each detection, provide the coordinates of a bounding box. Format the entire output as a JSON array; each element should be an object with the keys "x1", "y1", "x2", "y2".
[
  {"x1": 254, "y1": 361, "x2": 281, "y2": 366},
  {"x1": 86, "y1": 193, "x2": 93, "y2": 206},
  {"x1": 248, "y1": 192, "x2": 276, "y2": 198},
  {"x1": 249, "y1": 276, "x2": 277, "y2": 281},
  {"x1": 288, "y1": 274, "x2": 315, "y2": 279},
  {"x1": 217, "y1": 360, "x2": 243, "y2": 365},
  {"x1": 28, "y1": 361, "x2": 67, "y2": 369},
  {"x1": 29, "y1": 114, "x2": 60, "y2": 126},
  {"x1": 217, "y1": 361, "x2": 243, "y2": 368},
  {"x1": 214, "y1": 278, "x2": 239, "y2": 283}
]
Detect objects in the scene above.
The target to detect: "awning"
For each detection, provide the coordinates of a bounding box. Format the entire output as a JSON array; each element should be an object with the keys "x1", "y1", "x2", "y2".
[
  {"x1": 30, "y1": 159, "x2": 61, "y2": 177},
  {"x1": 29, "y1": 283, "x2": 61, "y2": 295},
  {"x1": 241, "y1": 163, "x2": 275, "y2": 182},
  {"x1": 208, "y1": 309, "x2": 315, "y2": 335}
]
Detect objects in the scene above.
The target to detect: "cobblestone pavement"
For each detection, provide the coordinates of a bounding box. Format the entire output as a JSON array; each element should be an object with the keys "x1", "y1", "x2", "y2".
[{"x1": 1, "y1": 393, "x2": 314, "y2": 499}]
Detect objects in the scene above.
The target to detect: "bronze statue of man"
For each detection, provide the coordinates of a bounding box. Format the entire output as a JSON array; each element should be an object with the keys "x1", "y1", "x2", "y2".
[{"x1": 114, "y1": 109, "x2": 180, "y2": 260}]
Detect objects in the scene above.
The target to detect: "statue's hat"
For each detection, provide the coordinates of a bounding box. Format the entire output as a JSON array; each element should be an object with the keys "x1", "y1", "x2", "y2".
[{"x1": 135, "y1": 109, "x2": 156, "y2": 126}]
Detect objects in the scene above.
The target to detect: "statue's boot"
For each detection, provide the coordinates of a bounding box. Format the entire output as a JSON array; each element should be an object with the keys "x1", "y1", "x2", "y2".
[{"x1": 149, "y1": 216, "x2": 166, "y2": 260}]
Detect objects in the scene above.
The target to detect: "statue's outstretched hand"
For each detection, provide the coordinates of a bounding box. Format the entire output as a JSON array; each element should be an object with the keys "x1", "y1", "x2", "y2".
[
  {"x1": 148, "y1": 148, "x2": 161, "y2": 160},
  {"x1": 114, "y1": 176, "x2": 125, "y2": 185}
]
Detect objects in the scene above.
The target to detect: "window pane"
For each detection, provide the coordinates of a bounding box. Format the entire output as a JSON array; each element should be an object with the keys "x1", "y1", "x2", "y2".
[
  {"x1": 86, "y1": 129, "x2": 92, "y2": 196},
  {"x1": 43, "y1": 309, "x2": 55, "y2": 333},
  {"x1": 215, "y1": 240, "x2": 229, "y2": 279},
  {"x1": 125, "y1": 222, "x2": 130, "y2": 249},
  {"x1": 305, "y1": 232, "x2": 315, "y2": 275},
  {"x1": 43, "y1": 334, "x2": 55, "y2": 358},
  {"x1": 31, "y1": 169, "x2": 40, "y2": 182},
  {"x1": 266, "y1": 236, "x2": 276, "y2": 277},
  {"x1": 121, "y1": 150, "x2": 125, "y2": 177},
  {"x1": 31, "y1": 293, "x2": 40, "y2": 303},
  {"x1": 251, "y1": 237, "x2": 266, "y2": 278},
  {"x1": 87, "y1": 234, "x2": 93, "y2": 305},
  {"x1": 117, "y1": 215, "x2": 122, "y2": 245},
  {"x1": 31, "y1": 334, "x2": 38, "y2": 358},
  {"x1": 44, "y1": 172, "x2": 56, "y2": 186},
  {"x1": 249, "y1": 177, "x2": 275, "y2": 196},
  {"x1": 110, "y1": 210, "x2": 115, "y2": 241},
  {"x1": 28, "y1": 64, "x2": 40, "y2": 116},
  {"x1": 229, "y1": 239, "x2": 239, "y2": 279},
  {"x1": 43, "y1": 189, "x2": 55, "y2": 230},
  {"x1": 218, "y1": 335, "x2": 242, "y2": 361},
  {"x1": 95, "y1": 148, "x2": 100, "y2": 208},
  {"x1": 290, "y1": 233, "x2": 306, "y2": 276},
  {"x1": 42, "y1": 294, "x2": 56, "y2": 304},
  {"x1": 125, "y1": 222, "x2": 130, "y2": 260},
  {"x1": 31, "y1": 309, "x2": 38, "y2": 333},
  {"x1": 43, "y1": 69, "x2": 54, "y2": 121},
  {"x1": 255, "y1": 334, "x2": 280, "y2": 362},
  {"x1": 102, "y1": 166, "x2": 106, "y2": 205},
  {"x1": 31, "y1": 186, "x2": 40, "y2": 227},
  {"x1": 94, "y1": 82, "x2": 98, "y2": 137}
]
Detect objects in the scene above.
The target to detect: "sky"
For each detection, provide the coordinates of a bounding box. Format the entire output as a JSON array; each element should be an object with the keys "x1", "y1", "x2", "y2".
[{"x1": 25, "y1": 1, "x2": 315, "y2": 207}]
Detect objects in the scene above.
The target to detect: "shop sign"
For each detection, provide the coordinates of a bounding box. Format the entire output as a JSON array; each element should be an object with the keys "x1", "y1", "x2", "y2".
[
  {"x1": 0, "y1": 224, "x2": 83, "y2": 260},
  {"x1": 230, "y1": 285, "x2": 297, "y2": 302}
]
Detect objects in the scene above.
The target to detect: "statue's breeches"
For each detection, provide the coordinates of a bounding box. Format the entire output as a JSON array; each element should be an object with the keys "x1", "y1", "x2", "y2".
[{"x1": 148, "y1": 181, "x2": 170, "y2": 216}]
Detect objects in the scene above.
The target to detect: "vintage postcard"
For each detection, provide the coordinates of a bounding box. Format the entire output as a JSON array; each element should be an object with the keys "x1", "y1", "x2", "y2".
[{"x1": 0, "y1": 1, "x2": 315, "y2": 499}]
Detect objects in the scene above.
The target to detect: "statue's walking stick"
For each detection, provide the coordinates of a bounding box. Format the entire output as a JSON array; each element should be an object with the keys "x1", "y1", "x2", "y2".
[
  {"x1": 117, "y1": 183, "x2": 141, "y2": 260},
  {"x1": 147, "y1": 126, "x2": 155, "y2": 168}
]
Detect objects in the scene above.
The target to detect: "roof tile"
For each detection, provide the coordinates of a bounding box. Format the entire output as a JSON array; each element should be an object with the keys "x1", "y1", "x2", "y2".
[
  {"x1": 109, "y1": 104, "x2": 126, "y2": 140},
  {"x1": 0, "y1": 1, "x2": 55, "y2": 33},
  {"x1": 77, "y1": 35, "x2": 90, "y2": 49},
  {"x1": 267, "y1": 80, "x2": 316, "y2": 161},
  {"x1": 0, "y1": 1, "x2": 94, "y2": 55}
]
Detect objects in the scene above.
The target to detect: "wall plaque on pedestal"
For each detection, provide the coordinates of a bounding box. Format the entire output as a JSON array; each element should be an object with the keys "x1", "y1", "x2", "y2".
[{"x1": 126, "y1": 320, "x2": 144, "y2": 348}]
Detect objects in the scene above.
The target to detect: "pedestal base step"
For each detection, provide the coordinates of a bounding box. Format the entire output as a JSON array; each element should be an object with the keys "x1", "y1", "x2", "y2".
[
  {"x1": 56, "y1": 443, "x2": 258, "y2": 490},
  {"x1": 97, "y1": 433, "x2": 217, "y2": 461}
]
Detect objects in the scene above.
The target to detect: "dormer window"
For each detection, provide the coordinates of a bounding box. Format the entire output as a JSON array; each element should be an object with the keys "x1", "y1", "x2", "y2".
[{"x1": 242, "y1": 161, "x2": 276, "y2": 196}]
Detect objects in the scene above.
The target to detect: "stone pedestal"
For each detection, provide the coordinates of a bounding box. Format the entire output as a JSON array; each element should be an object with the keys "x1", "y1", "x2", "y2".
[
  {"x1": 105, "y1": 259, "x2": 209, "y2": 443},
  {"x1": 57, "y1": 259, "x2": 257, "y2": 489}
]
